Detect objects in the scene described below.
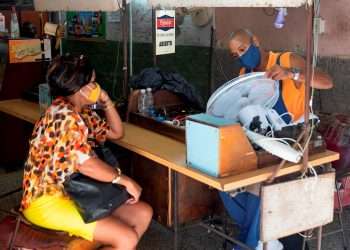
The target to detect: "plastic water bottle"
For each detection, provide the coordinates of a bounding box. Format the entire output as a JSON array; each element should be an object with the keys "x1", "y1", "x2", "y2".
[
  {"x1": 10, "y1": 6, "x2": 20, "y2": 38},
  {"x1": 0, "y1": 13, "x2": 5, "y2": 32},
  {"x1": 138, "y1": 89, "x2": 147, "y2": 115},
  {"x1": 145, "y1": 88, "x2": 154, "y2": 115}
]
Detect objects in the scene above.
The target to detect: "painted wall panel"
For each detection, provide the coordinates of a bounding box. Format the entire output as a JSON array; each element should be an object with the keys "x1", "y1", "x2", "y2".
[{"x1": 215, "y1": 0, "x2": 350, "y2": 57}]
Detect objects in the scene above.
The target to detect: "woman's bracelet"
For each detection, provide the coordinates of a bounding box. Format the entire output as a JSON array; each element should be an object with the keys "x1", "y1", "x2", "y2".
[
  {"x1": 111, "y1": 167, "x2": 122, "y2": 184},
  {"x1": 103, "y1": 101, "x2": 115, "y2": 111},
  {"x1": 104, "y1": 104, "x2": 115, "y2": 111}
]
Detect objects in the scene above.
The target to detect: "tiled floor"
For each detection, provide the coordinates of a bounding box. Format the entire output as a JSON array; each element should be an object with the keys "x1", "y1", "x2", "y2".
[{"x1": 1, "y1": 170, "x2": 349, "y2": 250}]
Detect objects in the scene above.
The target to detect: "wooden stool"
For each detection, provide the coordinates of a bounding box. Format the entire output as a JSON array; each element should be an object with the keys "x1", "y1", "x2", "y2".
[{"x1": 0, "y1": 171, "x2": 100, "y2": 250}]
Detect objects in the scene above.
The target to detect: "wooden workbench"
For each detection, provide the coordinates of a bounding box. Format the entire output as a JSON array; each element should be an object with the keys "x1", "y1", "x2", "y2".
[{"x1": 0, "y1": 99, "x2": 339, "y2": 192}]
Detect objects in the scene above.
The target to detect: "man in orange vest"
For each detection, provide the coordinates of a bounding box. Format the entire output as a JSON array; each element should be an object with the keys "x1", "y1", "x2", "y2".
[
  {"x1": 228, "y1": 28, "x2": 333, "y2": 123},
  {"x1": 220, "y1": 29, "x2": 334, "y2": 250}
]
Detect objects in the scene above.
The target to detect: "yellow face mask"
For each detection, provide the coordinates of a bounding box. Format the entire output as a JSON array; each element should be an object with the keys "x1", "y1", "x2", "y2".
[{"x1": 81, "y1": 83, "x2": 101, "y2": 103}]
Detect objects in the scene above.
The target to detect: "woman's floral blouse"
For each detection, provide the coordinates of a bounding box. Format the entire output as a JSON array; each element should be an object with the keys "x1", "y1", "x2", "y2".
[{"x1": 21, "y1": 97, "x2": 109, "y2": 210}]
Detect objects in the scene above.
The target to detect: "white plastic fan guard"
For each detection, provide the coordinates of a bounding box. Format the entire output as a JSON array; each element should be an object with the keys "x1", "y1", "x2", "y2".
[{"x1": 206, "y1": 72, "x2": 279, "y2": 123}]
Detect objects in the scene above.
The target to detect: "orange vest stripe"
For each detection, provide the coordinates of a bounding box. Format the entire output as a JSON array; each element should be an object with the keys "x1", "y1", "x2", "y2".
[
  {"x1": 240, "y1": 52, "x2": 305, "y2": 122},
  {"x1": 268, "y1": 52, "x2": 305, "y2": 122}
]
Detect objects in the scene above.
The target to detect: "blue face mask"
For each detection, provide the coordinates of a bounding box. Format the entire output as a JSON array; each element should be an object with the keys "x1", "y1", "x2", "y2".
[{"x1": 239, "y1": 44, "x2": 261, "y2": 70}]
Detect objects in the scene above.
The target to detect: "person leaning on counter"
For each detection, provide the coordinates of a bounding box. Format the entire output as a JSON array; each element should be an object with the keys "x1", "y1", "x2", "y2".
[
  {"x1": 20, "y1": 54, "x2": 152, "y2": 250},
  {"x1": 220, "y1": 29, "x2": 334, "y2": 249},
  {"x1": 229, "y1": 28, "x2": 333, "y2": 123}
]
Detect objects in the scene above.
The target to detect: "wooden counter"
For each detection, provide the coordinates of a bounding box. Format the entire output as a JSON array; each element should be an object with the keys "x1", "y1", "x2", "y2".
[
  {"x1": 0, "y1": 99, "x2": 40, "y2": 124},
  {"x1": 0, "y1": 99, "x2": 339, "y2": 191}
]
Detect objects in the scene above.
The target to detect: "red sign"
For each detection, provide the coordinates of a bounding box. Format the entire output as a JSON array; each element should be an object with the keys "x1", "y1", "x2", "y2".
[
  {"x1": 157, "y1": 19, "x2": 174, "y2": 28},
  {"x1": 157, "y1": 15, "x2": 175, "y2": 31}
]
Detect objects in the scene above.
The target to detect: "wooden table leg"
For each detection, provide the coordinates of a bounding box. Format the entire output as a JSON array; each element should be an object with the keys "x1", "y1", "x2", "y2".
[{"x1": 172, "y1": 170, "x2": 179, "y2": 250}]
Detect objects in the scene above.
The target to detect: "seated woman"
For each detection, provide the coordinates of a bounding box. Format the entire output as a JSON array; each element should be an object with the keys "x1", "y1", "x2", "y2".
[{"x1": 20, "y1": 54, "x2": 153, "y2": 250}]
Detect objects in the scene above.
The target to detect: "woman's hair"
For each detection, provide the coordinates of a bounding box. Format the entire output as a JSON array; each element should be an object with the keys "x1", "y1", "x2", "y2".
[{"x1": 47, "y1": 54, "x2": 94, "y2": 97}]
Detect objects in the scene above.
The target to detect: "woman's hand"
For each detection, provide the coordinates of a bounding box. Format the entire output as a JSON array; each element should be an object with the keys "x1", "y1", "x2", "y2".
[
  {"x1": 119, "y1": 175, "x2": 142, "y2": 204},
  {"x1": 99, "y1": 89, "x2": 112, "y2": 104},
  {"x1": 99, "y1": 89, "x2": 115, "y2": 111}
]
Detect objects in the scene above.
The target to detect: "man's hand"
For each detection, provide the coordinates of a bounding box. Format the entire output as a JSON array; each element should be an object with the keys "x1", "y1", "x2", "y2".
[
  {"x1": 119, "y1": 175, "x2": 142, "y2": 204},
  {"x1": 265, "y1": 65, "x2": 293, "y2": 81}
]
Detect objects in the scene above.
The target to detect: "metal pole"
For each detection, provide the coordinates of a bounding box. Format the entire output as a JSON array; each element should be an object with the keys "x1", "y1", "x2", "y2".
[
  {"x1": 129, "y1": 0, "x2": 133, "y2": 77},
  {"x1": 316, "y1": 226, "x2": 323, "y2": 250},
  {"x1": 335, "y1": 182, "x2": 348, "y2": 248},
  {"x1": 199, "y1": 222, "x2": 253, "y2": 250},
  {"x1": 208, "y1": 9, "x2": 216, "y2": 95},
  {"x1": 152, "y1": 8, "x2": 157, "y2": 66},
  {"x1": 122, "y1": 0, "x2": 129, "y2": 99},
  {"x1": 302, "y1": 3, "x2": 314, "y2": 173}
]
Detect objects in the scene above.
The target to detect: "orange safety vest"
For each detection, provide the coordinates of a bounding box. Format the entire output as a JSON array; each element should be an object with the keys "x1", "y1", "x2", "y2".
[{"x1": 239, "y1": 51, "x2": 305, "y2": 122}]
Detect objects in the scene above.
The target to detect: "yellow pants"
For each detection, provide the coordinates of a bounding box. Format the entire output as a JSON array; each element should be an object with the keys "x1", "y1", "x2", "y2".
[{"x1": 23, "y1": 195, "x2": 97, "y2": 241}]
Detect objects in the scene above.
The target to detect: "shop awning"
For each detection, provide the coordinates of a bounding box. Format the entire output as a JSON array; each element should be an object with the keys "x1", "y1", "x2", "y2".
[
  {"x1": 34, "y1": 0, "x2": 312, "y2": 12},
  {"x1": 148, "y1": 0, "x2": 312, "y2": 8},
  {"x1": 34, "y1": 0, "x2": 128, "y2": 11}
]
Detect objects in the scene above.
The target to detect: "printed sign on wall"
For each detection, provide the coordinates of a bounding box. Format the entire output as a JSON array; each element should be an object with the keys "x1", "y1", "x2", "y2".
[
  {"x1": 155, "y1": 10, "x2": 175, "y2": 55},
  {"x1": 67, "y1": 11, "x2": 106, "y2": 39},
  {"x1": 9, "y1": 39, "x2": 51, "y2": 64}
]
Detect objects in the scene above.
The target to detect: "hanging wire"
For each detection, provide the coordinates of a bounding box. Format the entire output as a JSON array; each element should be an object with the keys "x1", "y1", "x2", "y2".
[
  {"x1": 116, "y1": 0, "x2": 122, "y2": 10},
  {"x1": 111, "y1": 38, "x2": 122, "y2": 100},
  {"x1": 215, "y1": 51, "x2": 229, "y2": 81},
  {"x1": 301, "y1": 0, "x2": 321, "y2": 154},
  {"x1": 299, "y1": 230, "x2": 314, "y2": 239}
]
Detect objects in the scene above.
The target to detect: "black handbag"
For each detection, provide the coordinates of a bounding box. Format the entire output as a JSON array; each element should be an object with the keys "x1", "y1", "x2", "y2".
[
  {"x1": 63, "y1": 145, "x2": 128, "y2": 223},
  {"x1": 64, "y1": 172, "x2": 130, "y2": 223},
  {"x1": 93, "y1": 144, "x2": 119, "y2": 167}
]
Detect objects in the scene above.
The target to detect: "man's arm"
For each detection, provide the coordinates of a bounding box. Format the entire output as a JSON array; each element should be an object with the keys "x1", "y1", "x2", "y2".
[
  {"x1": 265, "y1": 53, "x2": 333, "y2": 89},
  {"x1": 289, "y1": 53, "x2": 333, "y2": 89}
]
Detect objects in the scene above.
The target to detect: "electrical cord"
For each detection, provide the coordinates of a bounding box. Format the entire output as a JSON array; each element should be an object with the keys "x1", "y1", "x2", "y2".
[
  {"x1": 265, "y1": 124, "x2": 275, "y2": 137},
  {"x1": 298, "y1": 230, "x2": 314, "y2": 239},
  {"x1": 214, "y1": 50, "x2": 229, "y2": 81},
  {"x1": 279, "y1": 111, "x2": 295, "y2": 121},
  {"x1": 262, "y1": 83, "x2": 279, "y2": 109},
  {"x1": 300, "y1": 163, "x2": 318, "y2": 179},
  {"x1": 116, "y1": 0, "x2": 122, "y2": 10},
  {"x1": 241, "y1": 109, "x2": 304, "y2": 155},
  {"x1": 257, "y1": 137, "x2": 303, "y2": 153}
]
